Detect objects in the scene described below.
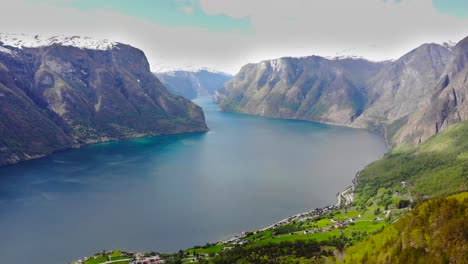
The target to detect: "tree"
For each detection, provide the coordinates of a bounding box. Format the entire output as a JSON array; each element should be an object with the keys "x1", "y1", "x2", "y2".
[{"x1": 374, "y1": 207, "x2": 381, "y2": 215}]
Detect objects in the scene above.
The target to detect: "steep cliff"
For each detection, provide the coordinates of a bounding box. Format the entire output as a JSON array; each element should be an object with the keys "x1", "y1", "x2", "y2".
[
  {"x1": 215, "y1": 41, "x2": 459, "y2": 146},
  {"x1": 353, "y1": 43, "x2": 451, "y2": 144},
  {"x1": 394, "y1": 36, "x2": 468, "y2": 145},
  {"x1": 0, "y1": 34, "x2": 208, "y2": 166},
  {"x1": 215, "y1": 57, "x2": 385, "y2": 126}
]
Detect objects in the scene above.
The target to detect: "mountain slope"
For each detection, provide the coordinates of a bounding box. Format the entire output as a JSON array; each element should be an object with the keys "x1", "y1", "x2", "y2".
[
  {"x1": 215, "y1": 42, "x2": 455, "y2": 146},
  {"x1": 155, "y1": 69, "x2": 232, "y2": 100},
  {"x1": 354, "y1": 120, "x2": 468, "y2": 206},
  {"x1": 352, "y1": 44, "x2": 451, "y2": 143},
  {"x1": 394, "y1": 36, "x2": 468, "y2": 146},
  {"x1": 215, "y1": 57, "x2": 385, "y2": 126},
  {"x1": 343, "y1": 192, "x2": 468, "y2": 264},
  {"x1": 0, "y1": 34, "x2": 208, "y2": 166}
]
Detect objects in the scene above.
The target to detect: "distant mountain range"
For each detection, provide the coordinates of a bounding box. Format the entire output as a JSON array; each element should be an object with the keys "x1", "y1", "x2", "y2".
[
  {"x1": 155, "y1": 68, "x2": 232, "y2": 100},
  {"x1": 215, "y1": 36, "x2": 468, "y2": 147},
  {"x1": 0, "y1": 33, "x2": 208, "y2": 166}
]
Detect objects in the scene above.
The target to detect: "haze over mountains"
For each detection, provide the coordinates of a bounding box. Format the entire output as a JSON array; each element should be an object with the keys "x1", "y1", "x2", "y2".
[
  {"x1": 215, "y1": 36, "x2": 468, "y2": 147},
  {"x1": 0, "y1": 34, "x2": 207, "y2": 166},
  {"x1": 155, "y1": 67, "x2": 232, "y2": 100}
]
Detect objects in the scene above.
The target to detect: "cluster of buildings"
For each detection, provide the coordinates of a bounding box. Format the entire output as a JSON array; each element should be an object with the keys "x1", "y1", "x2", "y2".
[
  {"x1": 130, "y1": 254, "x2": 163, "y2": 264},
  {"x1": 217, "y1": 204, "x2": 341, "y2": 247},
  {"x1": 74, "y1": 251, "x2": 163, "y2": 264}
]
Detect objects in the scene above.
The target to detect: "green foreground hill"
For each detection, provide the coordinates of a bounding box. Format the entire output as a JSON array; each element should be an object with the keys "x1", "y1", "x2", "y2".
[
  {"x1": 355, "y1": 119, "x2": 468, "y2": 206},
  {"x1": 342, "y1": 192, "x2": 467, "y2": 264}
]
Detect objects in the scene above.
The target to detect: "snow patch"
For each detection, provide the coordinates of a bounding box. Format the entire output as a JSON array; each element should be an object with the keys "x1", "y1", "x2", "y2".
[
  {"x1": 441, "y1": 41, "x2": 456, "y2": 50},
  {"x1": 270, "y1": 59, "x2": 282, "y2": 72},
  {"x1": 0, "y1": 45, "x2": 15, "y2": 56},
  {"x1": 0, "y1": 33, "x2": 117, "y2": 50},
  {"x1": 326, "y1": 45, "x2": 393, "y2": 62}
]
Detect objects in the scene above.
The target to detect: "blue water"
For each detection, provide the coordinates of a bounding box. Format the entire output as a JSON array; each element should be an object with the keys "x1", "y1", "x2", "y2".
[{"x1": 0, "y1": 97, "x2": 388, "y2": 264}]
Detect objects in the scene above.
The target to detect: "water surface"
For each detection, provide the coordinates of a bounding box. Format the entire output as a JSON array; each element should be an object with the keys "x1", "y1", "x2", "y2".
[{"x1": 0, "y1": 96, "x2": 387, "y2": 264}]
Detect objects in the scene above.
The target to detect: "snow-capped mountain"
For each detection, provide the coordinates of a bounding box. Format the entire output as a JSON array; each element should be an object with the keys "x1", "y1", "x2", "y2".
[
  {"x1": 151, "y1": 64, "x2": 228, "y2": 75},
  {"x1": 0, "y1": 33, "x2": 117, "y2": 50},
  {"x1": 155, "y1": 68, "x2": 232, "y2": 100},
  {"x1": 0, "y1": 33, "x2": 207, "y2": 166}
]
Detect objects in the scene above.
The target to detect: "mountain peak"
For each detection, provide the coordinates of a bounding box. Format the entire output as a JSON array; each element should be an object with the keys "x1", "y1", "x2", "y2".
[{"x1": 0, "y1": 33, "x2": 118, "y2": 50}]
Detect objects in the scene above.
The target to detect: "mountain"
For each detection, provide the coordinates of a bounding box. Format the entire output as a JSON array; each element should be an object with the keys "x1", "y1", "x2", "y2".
[
  {"x1": 394, "y1": 36, "x2": 468, "y2": 146},
  {"x1": 155, "y1": 69, "x2": 232, "y2": 100},
  {"x1": 215, "y1": 42, "x2": 457, "y2": 146},
  {"x1": 352, "y1": 43, "x2": 451, "y2": 145},
  {"x1": 0, "y1": 34, "x2": 208, "y2": 166},
  {"x1": 214, "y1": 56, "x2": 386, "y2": 126}
]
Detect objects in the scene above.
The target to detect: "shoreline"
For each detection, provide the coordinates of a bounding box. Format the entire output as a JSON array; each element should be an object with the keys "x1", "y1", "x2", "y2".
[
  {"x1": 215, "y1": 183, "x2": 356, "y2": 246},
  {"x1": 0, "y1": 129, "x2": 209, "y2": 168}
]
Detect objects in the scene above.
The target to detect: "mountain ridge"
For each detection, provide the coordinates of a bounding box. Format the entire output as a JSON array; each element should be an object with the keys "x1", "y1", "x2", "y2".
[
  {"x1": 0, "y1": 33, "x2": 118, "y2": 50},
  {"x1": 0, "y1": 36, "x2": 208, "y2": 166},
  {"x1": 214, "y1": 39, "x2": 467, "y2": 147}
]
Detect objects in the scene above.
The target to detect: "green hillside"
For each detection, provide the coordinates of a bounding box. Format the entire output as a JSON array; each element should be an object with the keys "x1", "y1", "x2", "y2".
[
  {"x1": 342, "y1": 192, "x2": 468, "y2": 264},
  {"x1": 355, "y1": 120, "x2": 468, "y2": 207}
]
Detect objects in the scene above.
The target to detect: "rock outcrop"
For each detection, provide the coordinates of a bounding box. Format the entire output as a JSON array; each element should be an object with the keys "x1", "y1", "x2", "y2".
[
  {"x1": 352, "y1": 43, "x2": 451, "y2": 144},
  {"x1": 394, "y1": 36, "x2": 468, "y2": 145}
]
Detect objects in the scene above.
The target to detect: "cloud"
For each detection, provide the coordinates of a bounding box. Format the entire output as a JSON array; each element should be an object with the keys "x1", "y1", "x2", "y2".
[
  {"x1": 181, "y1": 5, "x2": 193, "y2": 15},
  {"x1": 199, "y1": 0, "x2": 468, "y2": 62},
  {"x1": 0, "y1": 0, "x2": 250, "y2": 73},
  {"x1": 0, "y1": 0, "x2": 467, "y2": 74}
]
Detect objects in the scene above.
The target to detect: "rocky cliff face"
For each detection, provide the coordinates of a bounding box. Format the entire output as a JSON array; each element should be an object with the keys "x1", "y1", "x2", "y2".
[
  {"x1": 394, "y1": 36, "x2": 468, "y2": 145},
  {"x1": 216, "y1": 41, "x2": 461, "y2": 146},
  {"x1": 352, "y1": 43, "x2": 451, "y2": 144},
  {"x1": 155, "y1": 69, "x2": 232, "y2": 100},
  {"x1": 215, "y1": 57, "x2": 385, "y2": 126},
  {"x1": 0, "y1": 34, "x2": 208, "y2": 166}
]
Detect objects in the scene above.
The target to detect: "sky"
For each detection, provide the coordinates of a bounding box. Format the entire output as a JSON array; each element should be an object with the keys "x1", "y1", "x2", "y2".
[{"x1": 1, "y1": 0, "x2": 468, "y2": 74}]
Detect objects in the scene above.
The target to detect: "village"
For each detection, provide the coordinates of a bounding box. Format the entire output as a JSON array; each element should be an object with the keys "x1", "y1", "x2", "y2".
[
  {"x1": 74, "y1": 251, "x2": 164, "y2": 264},
  {"x1": 215, "y1": 185, "x2": 357, "y2": 247}
]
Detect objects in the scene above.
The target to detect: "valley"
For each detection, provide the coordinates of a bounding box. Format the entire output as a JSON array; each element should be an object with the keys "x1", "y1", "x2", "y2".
[{"x1": 0, "y1": 17, "x2": 467, "y2": 264}]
